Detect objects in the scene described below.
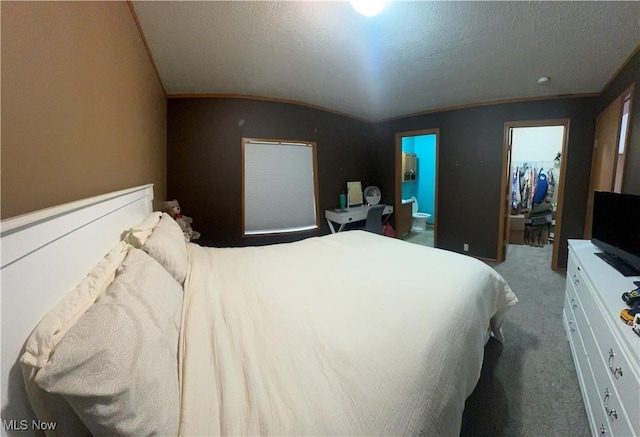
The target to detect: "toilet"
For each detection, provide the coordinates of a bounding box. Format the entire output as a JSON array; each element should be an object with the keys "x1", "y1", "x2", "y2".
[{"x1": 410, "y1": 196, "x2": 431, "y2": 231}]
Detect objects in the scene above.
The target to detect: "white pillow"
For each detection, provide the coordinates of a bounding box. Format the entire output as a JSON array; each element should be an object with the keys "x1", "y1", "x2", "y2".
[
  {"x1": 20, "y1": 241, "x2": 131, "y2": 435},
  {"x1": 143, "y1": 213, "x2": 189, "y2": 285},
  {"x1": 34, "y1": 248, "x2": 182, "y2": 437},
  {"x1": 120, "y1": 211, "x2": 162, "y2": 248}
]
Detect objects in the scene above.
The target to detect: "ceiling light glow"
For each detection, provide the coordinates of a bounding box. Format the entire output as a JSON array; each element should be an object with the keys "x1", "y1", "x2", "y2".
[{"x1": 350, "y1": 0, "x2": 386, "y2": 17}]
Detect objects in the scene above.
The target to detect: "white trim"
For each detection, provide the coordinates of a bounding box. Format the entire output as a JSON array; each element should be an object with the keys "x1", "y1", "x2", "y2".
[{"x1": 1, "y1": 185, "x2": 154, "y2": 235}]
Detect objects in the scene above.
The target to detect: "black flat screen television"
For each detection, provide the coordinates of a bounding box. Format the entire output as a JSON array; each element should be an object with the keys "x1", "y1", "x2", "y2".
[{"x1": 591, "y1": 191, "x2": 640, "y2": 277}]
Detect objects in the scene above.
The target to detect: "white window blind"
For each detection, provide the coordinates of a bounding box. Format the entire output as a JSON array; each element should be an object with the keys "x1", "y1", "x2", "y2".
[{"x1": 243, "y1": 139, "x2": 318, "y2": 235}]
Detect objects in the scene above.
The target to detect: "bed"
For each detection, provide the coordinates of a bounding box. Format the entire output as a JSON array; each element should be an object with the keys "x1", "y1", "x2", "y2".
[{"x1": 0, "y1": 184, "x2": 517, "y2": 436}]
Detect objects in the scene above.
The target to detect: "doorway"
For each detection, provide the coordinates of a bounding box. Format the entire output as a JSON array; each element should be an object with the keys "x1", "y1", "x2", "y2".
[
  {"x1": 584, "y1": 85, "x2": 634, "y2": 239},
  {"x1": 394, "y1": 129, "x2": 439, "y2": 247},
  {"x1": 498, "y1": 120, "x2": 570, "y2": 270}
]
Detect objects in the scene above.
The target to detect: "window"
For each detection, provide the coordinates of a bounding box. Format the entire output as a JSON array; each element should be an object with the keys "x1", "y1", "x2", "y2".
[{"x1": 242, "y1": 138, "x2": 319, "y2": 236}]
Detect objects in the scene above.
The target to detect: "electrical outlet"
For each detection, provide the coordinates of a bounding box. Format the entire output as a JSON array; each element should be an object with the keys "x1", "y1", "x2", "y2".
[{"x1": 463, "y1": 243, "x2": 469, "y2": 252}]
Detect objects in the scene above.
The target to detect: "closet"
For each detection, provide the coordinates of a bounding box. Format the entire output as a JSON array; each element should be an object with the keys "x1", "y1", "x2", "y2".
[
  {"x1": 500, "y1": 121, "x2": 569, "y2": 269},
  {"x1": 511, "y1": 157, "x2": 561, "y2": 246}
]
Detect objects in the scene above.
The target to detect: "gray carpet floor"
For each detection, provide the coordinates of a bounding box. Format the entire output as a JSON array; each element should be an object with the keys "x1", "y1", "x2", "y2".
[
  {"x1": 401, "y1": 236, "x2": 591, "y2": 436},
  {"x1": 460, "y1": 243, "x2": 590, "y2": 436}
]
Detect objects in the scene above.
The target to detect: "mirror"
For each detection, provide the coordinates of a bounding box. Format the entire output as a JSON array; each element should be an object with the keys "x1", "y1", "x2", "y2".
[{"x1": 347, "y1": 181, "x2": 363, "y2": 207}]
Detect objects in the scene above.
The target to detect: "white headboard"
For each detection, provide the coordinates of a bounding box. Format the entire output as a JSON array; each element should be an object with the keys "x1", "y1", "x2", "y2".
[{"x1": 0, "y1": 184, "x2": 154, "y2": 435}]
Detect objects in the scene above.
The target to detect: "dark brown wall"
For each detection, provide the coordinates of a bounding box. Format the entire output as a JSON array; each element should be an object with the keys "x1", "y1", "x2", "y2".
[
  {"x1": 168, "y1": 95, "x2": 599, "y2": 268},
  {"x1": 167, "y1": 98, "x2": 377, "y2": 247},
  {"x1": 599, "y1": 48, "x2": 640, "y2": 195},
  {"x1": 374, "y1": 97, "x2": 600, "y2": 267},
  {"x1": 167, "y1": 52, "x2": 637, "y2": 267}
]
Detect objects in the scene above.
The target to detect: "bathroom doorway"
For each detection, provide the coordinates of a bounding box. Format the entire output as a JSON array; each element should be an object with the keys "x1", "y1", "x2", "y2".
[
  {"x1": 394, "y1": 129, "x2": 439, "y2": 248},
  {"x1": 498, "y1": 120, "x2": 570, "y2": 270}
]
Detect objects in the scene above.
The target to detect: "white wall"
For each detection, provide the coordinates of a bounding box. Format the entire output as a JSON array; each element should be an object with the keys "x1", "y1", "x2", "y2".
[
  {"x1": 511, "y1": 125, "x2": 564, "y2": 207},
  {"x1": 512, "y1": 125, "x2": 564, "y2": 163}
]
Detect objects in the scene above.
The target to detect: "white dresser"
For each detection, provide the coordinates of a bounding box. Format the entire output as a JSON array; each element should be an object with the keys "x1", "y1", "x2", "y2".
[{"x1": 564, "y1": 240, "x2": 640, "y2": 437}]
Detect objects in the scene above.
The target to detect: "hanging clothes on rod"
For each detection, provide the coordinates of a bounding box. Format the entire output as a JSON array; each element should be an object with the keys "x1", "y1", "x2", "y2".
[
  {"x1": 545, "y1": 167, "x2": 556, "y2": 204},
  {"x1": 533, "y1": 168, "x2": 548, "y2": 205},
  {"x1": 511, "y1": 161, "x2": 556, "y2": 211}
]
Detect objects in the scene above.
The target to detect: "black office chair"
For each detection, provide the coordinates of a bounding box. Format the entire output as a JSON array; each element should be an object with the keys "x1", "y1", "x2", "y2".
[{"x1": 364, "y1": 205, "x2": 386, "y2": 234}]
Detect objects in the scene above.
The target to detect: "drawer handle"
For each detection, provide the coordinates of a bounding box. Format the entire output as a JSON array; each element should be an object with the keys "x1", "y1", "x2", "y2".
[
  {"x1": 569, "y1": 320, "x2": 575, "y2": 333},
  {"x1": 571, "y1": 298, "x2": 577, "y2": 309},
  {"x1": 602, "y1": 387, "x2": 617, "y2": 421},
  {"x1": 600, "y1": 424, "x2": 606, "y2": 436},
  {"x1": 608, "y1": 349, "x2": 623, "y2": 379}
]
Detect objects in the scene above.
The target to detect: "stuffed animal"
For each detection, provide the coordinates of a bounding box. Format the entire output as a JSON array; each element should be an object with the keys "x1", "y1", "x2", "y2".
[{"x1": 161, "y1": 199, "x2": 201, "y2": 241}]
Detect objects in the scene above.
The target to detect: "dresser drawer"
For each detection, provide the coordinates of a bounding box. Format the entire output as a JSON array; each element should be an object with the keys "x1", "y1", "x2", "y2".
[
  {"x1": 583, "y1": 367, "x2": 612, "y2": 437},
  {"x1": 564, "y1": 308, "x2": 607, "y2": 437},
  {"x1": 566, "y1": 251, "x2": 582, "y2": 289},
  {"x1": 574, "y1": 280, "x2": 640, "y2": 429},
  {"x1": 590, "y1": 339, "x2": 640, "y2": 436},
  {"x1": 564, "y1": 289, "x2": 636, "y2": 437},
  {"x1": 568, "y1": 256, "x2": 599, "y2": 325},
  {"x1": 566, "y1": 284, "x2": 599, "y2": 361},
  {"x1": 564, "y1": 286, "x2": 585, "y2": 344},
  {"x1": 565, "y1": 282, "x2": 593, "y2": 349},
  {"x1": 589, "y1": 350, "x2": 637, "y2": 437},
  {"x1": 563, "y1": 308, "x2": 589, "y2": 387},
  {"x1": 565, "y1": 274, "x2": 580, "y2": 317}
]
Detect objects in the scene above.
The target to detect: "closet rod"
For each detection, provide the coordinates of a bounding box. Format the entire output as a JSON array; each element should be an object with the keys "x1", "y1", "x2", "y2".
[{"x1": 512, "y1": 161, "x2": 557, "y2": 167}]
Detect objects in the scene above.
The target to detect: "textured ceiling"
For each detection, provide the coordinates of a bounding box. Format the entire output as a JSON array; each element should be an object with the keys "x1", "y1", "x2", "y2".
[{"x1": 132, "y1": 1, "x2": 640, "y2": 121}]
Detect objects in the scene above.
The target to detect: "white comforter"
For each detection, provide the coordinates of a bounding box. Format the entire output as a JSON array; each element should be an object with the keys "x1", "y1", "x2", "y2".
[{"x1": 178, "y1": 231, "x2": 517, "y2": 436}]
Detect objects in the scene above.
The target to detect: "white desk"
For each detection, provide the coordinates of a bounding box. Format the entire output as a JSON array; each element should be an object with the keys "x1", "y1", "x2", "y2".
[{"x1": 325, "y1": 205, "x2": 393, "y2": 233}]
